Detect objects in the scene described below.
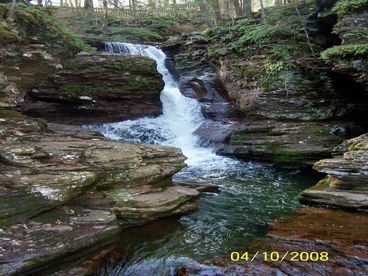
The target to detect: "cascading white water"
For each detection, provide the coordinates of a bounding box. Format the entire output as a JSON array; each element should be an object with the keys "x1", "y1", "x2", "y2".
[{"x1": 97, "y1": 42, "x2": 234, "y2": 169}]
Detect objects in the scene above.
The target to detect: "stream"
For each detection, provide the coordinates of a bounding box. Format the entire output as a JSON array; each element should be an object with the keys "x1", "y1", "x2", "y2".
[{"x1": 87, "y1": 42, "x2": 319, "y2": 275}]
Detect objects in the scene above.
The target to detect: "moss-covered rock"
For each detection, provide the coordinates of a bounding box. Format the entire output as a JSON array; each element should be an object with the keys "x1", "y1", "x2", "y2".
[
  {"x1": 0, "y1": 3, "x2": 91, "y2": 107},
  {"x1": 332, "y1": 0, "x2": 368, "y2": 16},
  {"x1": 321, "y1": 44, "x2": 368, "y2": 60},
  {"x1": 57, "y1": 12, "x2": 201, "y2": 44},
  {"x1": 321, "y1": 0, "x2": 368, "y2": 88},
  {"x1": 0, "y1": 3, "x2": 90, "y2": 54}
]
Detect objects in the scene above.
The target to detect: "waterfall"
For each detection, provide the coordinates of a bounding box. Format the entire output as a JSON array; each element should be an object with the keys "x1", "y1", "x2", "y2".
[{"x1": 87, "y1": 42, "x2": 238, "y2": 175}]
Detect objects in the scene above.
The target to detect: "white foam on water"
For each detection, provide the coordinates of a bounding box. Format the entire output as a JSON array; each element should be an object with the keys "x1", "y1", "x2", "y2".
[{"x1": 93, "y1": 42, "x2": 238, "y2": 170}]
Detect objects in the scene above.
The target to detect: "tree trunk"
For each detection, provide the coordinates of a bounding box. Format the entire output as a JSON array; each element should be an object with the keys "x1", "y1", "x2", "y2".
[
  {"x1": 209, "y1": 0, "x2": 221, "y2": 23},
  {"x1": 103, "y1": 0, "x2": 108, "y2": 28},
  {"x1": 243, "y1": 0, "x2": 252, "y2": 18},
  {"x1": 231, "y1": 0, "x2": 242, "y2": 17},
  {"x1": 197, "y1": 0, "x2": 207, "y2": 13},
  {"x1": 84, "y1": 0, "x2": 93, "y2": 9},
  {"x1": 132, "y1": 0, "x2": 137, "y2": 13},
  {"x1": 8, "y1": 0, "x2": 17, "y2": 21},
  {"x1": 259, "y1": 0, "x2": 265, "y2": 17},
  {"x1": 148, "y1": 0, "x2": 155, "y2": 8}
]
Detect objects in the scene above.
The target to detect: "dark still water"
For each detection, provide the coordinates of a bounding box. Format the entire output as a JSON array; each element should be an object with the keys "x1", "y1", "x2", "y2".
[{"x1": 93, "y1": 162, "x2": 318, "y2": 276}]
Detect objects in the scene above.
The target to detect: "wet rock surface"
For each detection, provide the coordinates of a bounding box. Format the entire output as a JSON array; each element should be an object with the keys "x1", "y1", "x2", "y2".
[
  {"x1": 0, "y1": 111, "x2": 199, "y2": 275},
  {"x1": 162, "y1": 34, "x2": 241, "y2": 146},
  {"x1": 19, "y1": 52, "x2": 164, "y2": 125},
  {"x1": 300, "y1": 133, "x2": 368, "y2": 209},
  {"x1": 218, "y1": 120, "x2": 361, "y2": 167},
  {"x1": 178, "y1": 207, "x2": 368, "y2": 275}
]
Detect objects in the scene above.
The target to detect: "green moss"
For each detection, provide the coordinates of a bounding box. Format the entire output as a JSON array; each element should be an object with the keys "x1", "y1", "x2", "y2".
[
  {"x1": 129, "y1": 77, "x2": 149, "y2": 88},
  {"x1": 204, "y1": 2, "x2": 317, "y2": 91},
  {"x1": 332, "y1": 0, "x2": 368, "y2": 16},
  {"x1": 0, "y1": 22, "x2": 19, "y2": 43},
  {"x1": 108, "y1": 26, "x2": 164, "y2": 42},
  {"x1": 61, "y1": 78, "x2": 160, "y2": 98},
  {"x1": 0, "y1": 109, "x2": 26, "y2": 119},
  {"x1": 63, "y1": 84, "x2": 93, "y2": 97},
  {"x1": 4, "y1": 3, "x2": 91, "y2": 53},
  {"x1": 84, "y1": 16, "x2": 178, "y2": 42},
  {"x1": 266, "y1": 142, "x2": 305, "y2": 165},
  {"x1": 0, "y1": 72, "x2": 8, "y2": 90},
  {"x1": 321, "y1": 44, "x2": 368, "y2": 60},
  {"x1": 344, "y1": 29, "x2": 368, "y2": 41}
]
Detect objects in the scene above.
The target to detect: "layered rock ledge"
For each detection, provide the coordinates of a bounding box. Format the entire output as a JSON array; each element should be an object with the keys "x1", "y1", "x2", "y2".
[
  {"x1": 19, "y1": 52, "x2": 164, "y2": 125},
  {"x1": 0, "y1": 110, "x2": 199, "y2": 275},
  {"x1": 300, "y1": 133, "x2": 368, "y2": 210}
]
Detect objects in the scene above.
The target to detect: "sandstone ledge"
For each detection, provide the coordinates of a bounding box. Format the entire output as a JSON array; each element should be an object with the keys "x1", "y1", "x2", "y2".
[
  {"x1": 0, "y1": 110, "x2": 199, "y2": 275},
  {"x1": 19, "y1": 52, "x2": 164, "y2": 125},
  {"x1": 300, "y1": 133, "x2": 368, "y2": 210}
]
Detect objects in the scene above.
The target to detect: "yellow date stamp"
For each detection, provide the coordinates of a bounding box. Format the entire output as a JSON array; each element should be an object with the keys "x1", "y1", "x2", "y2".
[{"x1": 230, "y1": 251, "x2": 329, "y2": 262}]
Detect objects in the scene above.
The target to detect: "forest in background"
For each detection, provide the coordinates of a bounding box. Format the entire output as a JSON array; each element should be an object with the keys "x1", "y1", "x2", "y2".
[{"x1": 3, "y1": 0, "x2": 298, "y2": 25}]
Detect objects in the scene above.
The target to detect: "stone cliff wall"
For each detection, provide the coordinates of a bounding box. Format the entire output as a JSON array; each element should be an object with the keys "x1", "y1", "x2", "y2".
[
  {"x1": 165, "y1": 0, "x2": 368, "y2": 167},
  {"x1": 19, "y1": 52, "x2": 164, "y2": 124}
]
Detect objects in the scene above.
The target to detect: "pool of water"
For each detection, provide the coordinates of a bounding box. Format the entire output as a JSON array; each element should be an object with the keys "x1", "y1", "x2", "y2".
[{"x1": 96, "y1": 162, "x2": 318, "y2": 275}]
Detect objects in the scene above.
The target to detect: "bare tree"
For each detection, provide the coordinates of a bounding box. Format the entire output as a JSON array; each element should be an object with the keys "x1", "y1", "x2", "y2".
[
  {"x1": 84, "y1": 0, "x2": 93, "y2": 9},
  {"x1": 8, "y1": 0, "x2": 17, "y2": 21},
  {"x1": 259, "y1": 0, "x2": 265, "y2": 17},
  {"x1": 243, "y1": 0, "x2": 252, "y2": 18},
  {"x1": 231, "y1": 0, "x2": 242, "y2": 17}
]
